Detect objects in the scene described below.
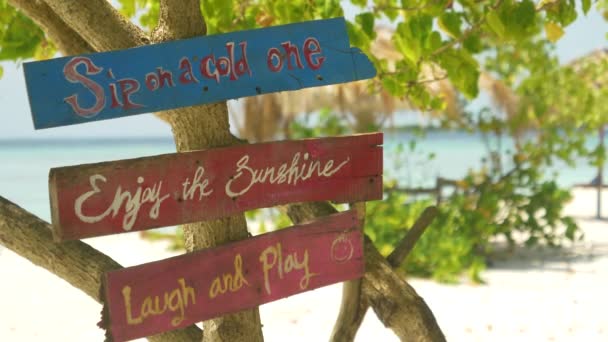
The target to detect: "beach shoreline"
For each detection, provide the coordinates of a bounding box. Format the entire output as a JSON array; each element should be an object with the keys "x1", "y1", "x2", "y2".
[{"x1": 1, "y1": 188, "x2": 607, "y2": 341}]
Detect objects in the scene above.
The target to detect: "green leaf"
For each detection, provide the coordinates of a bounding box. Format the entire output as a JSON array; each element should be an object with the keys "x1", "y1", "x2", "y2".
[
  {"x1": 545, "y1": 22, "x2": 564, "y2": 42},
  {"x1": 438, "y1": 48, "x2": 480, "y2": 99},
  {"x1": 410, "y1": 14, "x2": 433, "y2": 38},
  {"x1": 546, "y1": 0, "x2": 577, "y2": 26},
  {"x1": 118, "y1": 0, "x2": 136, "y2": 18},
  {"x1": 582, "y1": 0, "x2": 591, "y2": 15},
  {"x1": 138, "y1": 1, "x2": 159, "y2": 30},
  {"x1": 381, "y1": 75, "x2": 405, "y2": 95},
  {"x1": 426, "y1": 31, "x2": 442, "y2": 51},
  {"x1": 355, "y1": 12, "x2": 375, "y2": 38},
  {"x1": 0, "y1": 65, "x2": 3, "y2": 79},
  {"x1": 201, "y1": 0, "x2": 234, "y2": 33},
  {"x1": 463, "y1": 33, "x2": 483, "y2": 53},
  {"x1": 506, "y1": 0, "x2": 537, "y2": 40},
  {"x1": 381, "y1": 1, "x2": 400, "y2": 21},
  {"x1": 393, "y1": 22, "x2": 419, "y2": 66},
  {"x1": 346, "y1": 21, "x2": 371, "y2": 50},
  {"x1": 486, "y1": 11, "x2": 505, "y2": 39},
  {"x1": 429, "y1": 97, "x2": 445, "y2": 111},
  {"x1": 438, "y1": 12, "x2": 461, "y2": 39},
  {"x1": 0, "y1": 9, "x2": 43, "y2": 61},
  {"x1": 538, "y1": 0, "x2": 558, "y2": 8},
  {"x1": 393, "y1": 15, "x2": 435, "y2": 66}
]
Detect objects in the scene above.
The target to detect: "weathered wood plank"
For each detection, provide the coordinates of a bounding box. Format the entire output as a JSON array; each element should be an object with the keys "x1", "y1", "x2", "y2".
[
  {"x1": 23, "y1": 17, "x2": 376, "y2": 129},
  {"x1": 49, "y1": 133, "x2": 383, "y2": 241},
  {"x1": 101, "y1": 210, "x2": 364, "y2": 341}
]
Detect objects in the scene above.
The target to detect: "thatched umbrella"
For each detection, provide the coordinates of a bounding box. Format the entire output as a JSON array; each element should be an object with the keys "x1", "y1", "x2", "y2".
[
  {"x1": 564, "y1": 48, "x2": 608, "y2": 218},
  {"x1": 236, "y1": 26, "x2": 519, "y2": 142}
]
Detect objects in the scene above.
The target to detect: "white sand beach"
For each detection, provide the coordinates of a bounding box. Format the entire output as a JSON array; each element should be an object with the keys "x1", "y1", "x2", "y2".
[{"x1": 1, "y1": 188, "x2": 608, "y2": 341}]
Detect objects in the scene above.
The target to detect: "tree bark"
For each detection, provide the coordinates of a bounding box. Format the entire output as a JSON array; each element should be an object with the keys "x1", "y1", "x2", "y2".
[
  {"x1": 153, "y1": 1, "x2": 263, "y2": 338},
  {"x1": 362, "y1": 236, "x2": 445, "y2": 341},
  {"x1": 0, "y1": 196, "x2": 203, "y2": 342},
  {"x1": 158, "y1": 104, "x2": 263, "y2": 342},
  {"x1": 285, "y1": 202, "x2": 445, "y2": 342},
  {"x1": 154, "y1": 0, "x2": 206, "y2": 41},
  {"x1": 4, "y1": 1, "x2": 444, "y2": 341},
  {"x1": 330, "y1": 203, "x2": 368, "y2": 342},
  {"x1": 330, "y1": 284, "x2": 369, "y2": 342},
  {"x1": 43, "y1": 0, "x2": 149, "y2": 51},
  {"x1": 8, "y1": 0, "x2": 264, "y2": 340}
]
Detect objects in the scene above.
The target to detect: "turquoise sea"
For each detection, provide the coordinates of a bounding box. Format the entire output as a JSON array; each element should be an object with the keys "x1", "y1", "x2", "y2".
[{"x1": 0, "y1": 130, "x2": 602, "y2": 224}]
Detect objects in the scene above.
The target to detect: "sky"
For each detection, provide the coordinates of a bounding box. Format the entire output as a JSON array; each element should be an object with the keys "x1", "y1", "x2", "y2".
[{"x1": 0, "y1": 5, "x2": 605, "y2": 140}]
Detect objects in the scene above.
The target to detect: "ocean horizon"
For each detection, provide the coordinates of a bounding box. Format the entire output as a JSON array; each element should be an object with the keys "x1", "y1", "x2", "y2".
[{"x1": 0, "y1": 130, "x2": 602, "y2": 225}]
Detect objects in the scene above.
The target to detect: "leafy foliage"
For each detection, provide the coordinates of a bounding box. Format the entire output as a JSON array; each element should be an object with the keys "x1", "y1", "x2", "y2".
[
  {"x1": 0, "y1": 1, "x2": 47, "y2": 62},
  {"x1": 2, "y1": 0, "x2": 595, "y2": 106},
  {"x1": 287, "y1": 106, "x2": 582, "y2": 282},
  {"x1": 288, "y1": 108, "x2": 349, "y2": 139},
  {"x1": 2, "y1": 0, "x2": 604, "y2": 281}
]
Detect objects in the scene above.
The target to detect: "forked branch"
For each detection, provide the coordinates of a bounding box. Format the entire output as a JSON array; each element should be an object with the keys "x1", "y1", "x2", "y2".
[{"x1": 285, "y1": 201, "x2": 445, "y2": 341}]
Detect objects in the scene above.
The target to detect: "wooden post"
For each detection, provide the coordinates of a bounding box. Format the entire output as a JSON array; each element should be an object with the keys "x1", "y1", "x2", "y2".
[
  {"x1": 435, "y1": 177, "x2": 442, "y2": 205},
  {"x1": 329, "y1": 202, "x2": 366, "y2": 341}
]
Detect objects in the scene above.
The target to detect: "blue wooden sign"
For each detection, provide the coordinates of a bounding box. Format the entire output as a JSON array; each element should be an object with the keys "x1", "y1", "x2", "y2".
[{"x1": 23, "y1": 18, "x2": 376, "y2": 129}]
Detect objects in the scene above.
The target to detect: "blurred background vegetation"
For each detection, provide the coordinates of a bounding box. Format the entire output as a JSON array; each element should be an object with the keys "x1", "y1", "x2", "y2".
[{"x1": 3, "y1": 0, "x2": 608, "y2": 282}]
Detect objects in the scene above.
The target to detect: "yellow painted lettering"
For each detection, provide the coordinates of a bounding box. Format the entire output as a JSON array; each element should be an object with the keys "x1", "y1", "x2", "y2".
[
  {"x1": 122, "y1": 278, "x2": 195, "y2": 326},
  {"x1": 141, "y1": 297, "x2": 157, "y2": 318},
  {"x1": 284, "y1": 254, "x2": 295, "y2": 273},
  {"x1": 208, "y1": 254, "x2": 250, "y2": 299},
  {"x1": 294, "y1": 249, "x2": 318, "y2": 290},
  {"x1": 209, "y1": 277, "x2": 223, "y2": 299},
  {"x1": 259, "y1": 246, "x2": 318, "y2": 294},
  {"x1": 259, "y1": 244, "x2": 279, "y2": 295},
  {"x1": 122, "y1": 286, "x2": 143, "y2": 325},
  {"x1": 167, "y1": 287, "x2": 184, "y2": 326},
  {"x1": 232, "y1": 254, "x2": 250, "y2": 290},
  {"x1": 179, "y1": 278, "x2": 196, "y2": 306}
]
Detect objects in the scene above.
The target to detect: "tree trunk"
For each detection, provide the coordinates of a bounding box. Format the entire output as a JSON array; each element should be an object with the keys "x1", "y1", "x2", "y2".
[
  {"x1": 152, "y1": 1, "x2": 264, "y2": 339},
  {"x1": 158, "y1": 104, "x2": 263, "y2": 341},
  {"x1": 4, "y1": 2, "x2": 446, "y2": 341}
]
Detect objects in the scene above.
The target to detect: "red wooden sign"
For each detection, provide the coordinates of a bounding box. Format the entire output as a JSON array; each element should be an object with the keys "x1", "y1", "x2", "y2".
[
  {"x1": 101, "y1": 210, "x2": 364, "y2": 341},
  {"x1": 49, "y1": 133, "x2": 382, "y2": 241}
]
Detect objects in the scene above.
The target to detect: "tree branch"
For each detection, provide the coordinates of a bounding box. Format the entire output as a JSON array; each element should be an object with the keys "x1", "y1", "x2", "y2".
[
  {"x1": 330, "y1": 202, "x2": 368, "y2": 342},
  {"x1": 159, "y1": 104, "x2": 264, "y2": 342},
  {"x1": 0, "y1": 196, "x2": 202, "y2": 342},
  {"x1": 43, "y1": 0, "x2": 149, "y2": 51},
  {"x1": 285, "y1": 201, "x2": 445, "y2": 341},
  {"x1": 330, "y1": 282, "x2": 369, "y2": 342},
  {"x1": 362, "y1": 235, "x2": 445, "y2": 341},
  {"x1": 387, "y1": 206, "x2": 438, "y2": 268},
  {"x1": 8, "y1": 0, "x2": 94, "y2": 55},
  {"x1": 154, "y1": 0, "x2": 206, "y2": 42}
]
